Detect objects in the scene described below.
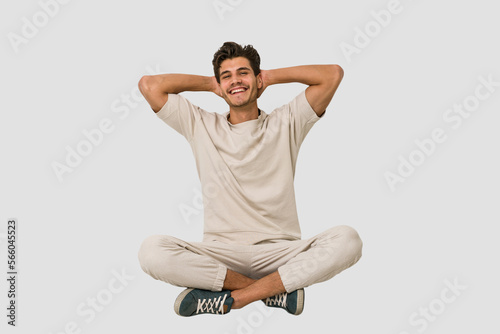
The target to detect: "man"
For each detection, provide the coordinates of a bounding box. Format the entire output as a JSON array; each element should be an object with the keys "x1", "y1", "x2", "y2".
[{"x1": 137, "y1": 42, "x2": 362, "y2": 317}]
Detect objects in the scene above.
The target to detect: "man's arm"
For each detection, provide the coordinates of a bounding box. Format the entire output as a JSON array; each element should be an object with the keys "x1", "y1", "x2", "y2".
[
  {"x1": 259, "y1": 65, "x2": 344, "y2": 117},
  {"x1": 138, "y1": 74, "x2": 221, "y2": 113}
]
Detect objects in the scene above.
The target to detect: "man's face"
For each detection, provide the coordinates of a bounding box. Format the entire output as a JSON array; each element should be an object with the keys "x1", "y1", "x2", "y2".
[{"x1": 218, "y1": 57, "x2": 262, "y2": 109}]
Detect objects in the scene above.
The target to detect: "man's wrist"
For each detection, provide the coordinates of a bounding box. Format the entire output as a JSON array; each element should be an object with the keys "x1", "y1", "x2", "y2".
[
  {"x1": 210, "y1": 76, "x2": 222, "y2": 97},
  {"x1": 262, "y1": 69, "x2": 274, "y2": 87},
  {"x1": 262, "y1": 67, "x2": 294, "y2": 86}
]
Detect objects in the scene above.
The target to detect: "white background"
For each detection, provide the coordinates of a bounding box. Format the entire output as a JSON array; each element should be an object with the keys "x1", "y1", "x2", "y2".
[{"x1": 1, "y1": 0, "x2": 499, "y2": 333}]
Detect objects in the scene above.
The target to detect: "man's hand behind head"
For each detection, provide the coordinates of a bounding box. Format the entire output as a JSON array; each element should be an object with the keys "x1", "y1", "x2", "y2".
[{"x1": 211, "y1": 76, "x2": 223, "y2": 98}]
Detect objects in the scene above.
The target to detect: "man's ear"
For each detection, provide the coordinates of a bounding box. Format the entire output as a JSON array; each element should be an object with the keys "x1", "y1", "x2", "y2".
[{"x1": 257, "y1": 72, "x2": 263, "y2": 89}]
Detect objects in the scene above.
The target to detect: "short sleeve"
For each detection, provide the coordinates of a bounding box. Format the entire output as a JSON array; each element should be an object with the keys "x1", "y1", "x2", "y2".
[
  {"x1": 288, "y1": 90, "x2": 324, "y2": 148},
  {"x1": 155, "y1": 93, "x2": 201, "y2": 142}
]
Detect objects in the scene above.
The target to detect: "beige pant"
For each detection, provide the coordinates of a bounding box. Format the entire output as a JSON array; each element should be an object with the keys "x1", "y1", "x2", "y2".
[{"x1": 138, "y1": 225, "x2": 363, "y2": 293}]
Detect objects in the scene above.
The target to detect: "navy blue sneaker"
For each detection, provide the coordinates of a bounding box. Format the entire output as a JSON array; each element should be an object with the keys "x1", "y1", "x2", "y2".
[
  {"x1": 263, "y1": 289, "x2": 304, "y2": 315},
  {"x1": 174, "y1": 288, "x2": 233, "y2": 316}
]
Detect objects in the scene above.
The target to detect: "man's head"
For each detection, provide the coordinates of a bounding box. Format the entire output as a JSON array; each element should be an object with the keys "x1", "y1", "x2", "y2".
[
  {"x1": 212, "y1": 42, "x2": 261, "y2": 83},
  {"x1": 212, "y1": 42, "x2": 263, "y2": 110}
]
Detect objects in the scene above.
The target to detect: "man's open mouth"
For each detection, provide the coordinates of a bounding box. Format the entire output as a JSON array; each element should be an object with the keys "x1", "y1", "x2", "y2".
[{"x1": 229, "y1": 87, "x2": 248, "y2": 95}]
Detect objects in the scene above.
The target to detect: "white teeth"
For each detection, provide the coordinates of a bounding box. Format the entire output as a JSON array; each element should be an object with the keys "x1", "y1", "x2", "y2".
[{"x1": 231, "y1": 88, "x2": 246, "y2": 94}]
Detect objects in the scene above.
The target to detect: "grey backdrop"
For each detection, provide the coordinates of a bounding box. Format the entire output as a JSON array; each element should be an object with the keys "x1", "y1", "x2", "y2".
[{"x1": 1, "y1": 0, "x2": 499, "y2": 333}]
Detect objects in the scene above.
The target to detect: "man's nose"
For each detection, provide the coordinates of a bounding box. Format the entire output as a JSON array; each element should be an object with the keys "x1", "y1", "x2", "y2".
[{"x1": 231, "y1": 75, "x2": 242, "y2": 85}]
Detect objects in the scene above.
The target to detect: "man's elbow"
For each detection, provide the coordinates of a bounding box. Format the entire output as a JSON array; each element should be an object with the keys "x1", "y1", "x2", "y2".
[
  {"x1": 138, "y1": 75, "x2": 154, "y2": 96},
  {"x1": 324, "y1": 65, "x2": 344, "y2": 93},
  {"x1": 138, "y1": 75, "x2": 168, "y2": 113},
  {"x1": 328, "y1": 64, "x2": 344, "y2": 83}
]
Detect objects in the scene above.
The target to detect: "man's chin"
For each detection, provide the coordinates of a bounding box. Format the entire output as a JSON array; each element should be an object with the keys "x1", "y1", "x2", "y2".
[
  {"x1": 222, "y1": 91, "x2": 258, "y2": 109},
  {"x1": 225, "y1": 97, "x2": 251, "y2": 108}
]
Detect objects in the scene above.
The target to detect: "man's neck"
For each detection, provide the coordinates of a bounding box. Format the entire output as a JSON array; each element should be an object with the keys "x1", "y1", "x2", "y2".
[{"x1": 227, "y1": 104, "x2": 260, "y2": 125}]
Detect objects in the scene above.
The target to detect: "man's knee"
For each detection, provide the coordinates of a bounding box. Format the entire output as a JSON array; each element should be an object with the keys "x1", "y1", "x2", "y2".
[
  {"x1": 137, "y1": 235, "x2": 178, "y2": 277},
  {"x1": 340, "y1": 225, "x2": 363, "y2": 262},
  {"x1": 138, "y1": 235, "x2": 160, "y2": 273},
  {"x1": 339, "y1": 225, "x2": 362, "y2": 247},
  {"x1": 322, "y1": 225, "x2": 363, "y2": 260}
]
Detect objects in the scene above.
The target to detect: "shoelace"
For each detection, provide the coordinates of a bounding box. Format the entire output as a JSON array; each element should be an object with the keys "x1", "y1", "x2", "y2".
[
  {"x1": 265, "y1": 292, "x2": 287, "y2": 307},
  {"x1": 196, "y1": 294, "x2": 228, "y2": 314}
]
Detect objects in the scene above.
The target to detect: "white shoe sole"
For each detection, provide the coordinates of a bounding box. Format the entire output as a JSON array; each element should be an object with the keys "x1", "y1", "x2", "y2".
[
  {"x1": 174, "y1": 288, "x2": 194, "y2": 316},
  {"x1": 294, "y1": 289, "x2": 305, "y2": 315}
]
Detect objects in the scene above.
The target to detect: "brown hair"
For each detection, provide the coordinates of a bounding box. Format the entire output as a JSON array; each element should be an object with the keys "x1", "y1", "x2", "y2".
[{"x1": 212, "y1": 42, "x2": 261, "y2": 83}]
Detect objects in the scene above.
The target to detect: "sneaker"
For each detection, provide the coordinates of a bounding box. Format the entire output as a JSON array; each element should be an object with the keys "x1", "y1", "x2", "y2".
[
  {"x1": 263, "y1": 289, "x2": 304, "y2": 315},
  {"x1": 174, "y1": 288, "x2": 234, "y2": 316}
]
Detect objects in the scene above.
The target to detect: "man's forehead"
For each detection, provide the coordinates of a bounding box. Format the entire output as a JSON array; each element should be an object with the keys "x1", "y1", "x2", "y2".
[{"x1": 220, "y1": 57, "x2": 252, "y2": 72}]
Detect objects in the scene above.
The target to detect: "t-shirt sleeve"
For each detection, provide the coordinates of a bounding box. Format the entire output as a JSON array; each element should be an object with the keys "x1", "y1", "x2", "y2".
[
  {"x1": 288, "y1": 90, "x2": 324, "y2": 148},
  {"x1": 155, "y1": 93, "x2": 201, "y2": 142}
]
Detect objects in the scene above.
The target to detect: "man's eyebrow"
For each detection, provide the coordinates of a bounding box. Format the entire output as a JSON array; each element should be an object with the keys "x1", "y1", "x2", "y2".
[{"x1": 220, "y1": 67, "x2": 252, "y2": 77}]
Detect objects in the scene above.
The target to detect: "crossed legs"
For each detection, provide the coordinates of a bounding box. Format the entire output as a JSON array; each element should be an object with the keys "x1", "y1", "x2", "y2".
[
  {"x1": 138, "y1": 225, "x2": 363, "y2": 311},
  {"x1": 224, "y1": 269, "x2": 284, "y2": 309}
]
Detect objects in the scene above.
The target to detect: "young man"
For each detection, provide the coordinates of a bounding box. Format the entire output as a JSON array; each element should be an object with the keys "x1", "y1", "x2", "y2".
[{"x1": 137, "y1": 42, "x2": 362, "y2": 317}]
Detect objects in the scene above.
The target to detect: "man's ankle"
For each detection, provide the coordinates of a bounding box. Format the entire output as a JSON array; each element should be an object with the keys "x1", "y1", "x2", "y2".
[{"x1": 229, "y1": 289, "x2": 248, "y2": 309}]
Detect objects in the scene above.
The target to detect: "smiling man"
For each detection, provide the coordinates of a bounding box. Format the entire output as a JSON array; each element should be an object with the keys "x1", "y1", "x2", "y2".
[{"x1": 137, "y1": 42, "x2": 363, "y2": 317}]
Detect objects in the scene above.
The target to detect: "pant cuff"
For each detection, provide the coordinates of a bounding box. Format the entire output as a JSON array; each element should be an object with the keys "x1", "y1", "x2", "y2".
[
  {"x1": 278, "y1": 266, "x2": 296, "y2": 293},
  {"x1": 212, "y1": 264, "x2": 227, "y2": 292}
]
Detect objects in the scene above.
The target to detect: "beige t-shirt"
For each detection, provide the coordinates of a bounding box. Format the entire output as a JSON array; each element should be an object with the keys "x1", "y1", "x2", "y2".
[{"x1": 156, "y1": 90, "x2": 323, "y2": 245}]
